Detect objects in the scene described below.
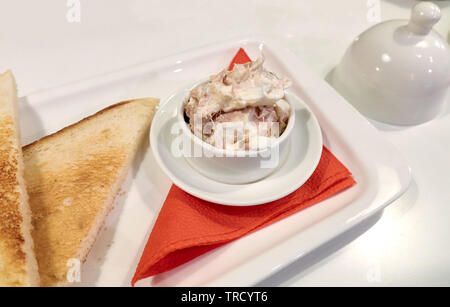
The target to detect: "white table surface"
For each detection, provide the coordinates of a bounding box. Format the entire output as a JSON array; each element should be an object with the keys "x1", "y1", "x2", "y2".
[{"x1": 1, "y1": 0, "x2": 449, "y2": 286}]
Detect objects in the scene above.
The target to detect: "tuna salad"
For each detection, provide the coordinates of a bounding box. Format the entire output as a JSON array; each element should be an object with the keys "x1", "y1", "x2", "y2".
[{"x1": 184, "y1": 56, "x2": 291, "y2": 151}]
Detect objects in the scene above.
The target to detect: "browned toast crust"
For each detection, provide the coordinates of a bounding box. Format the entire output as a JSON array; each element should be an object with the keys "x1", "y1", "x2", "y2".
[
  {"x1": 23, "y1": 98, "x2": 158, "y2": 286},
  {"x1": 0, "y1": 117, "x2": 27, "y2": 286},
  {"x1": 0, "y1": 70, "x2": 39, "y2": 287},
  {"x1": 24, "y1": 99, "x2": 139, "y2": 150}
]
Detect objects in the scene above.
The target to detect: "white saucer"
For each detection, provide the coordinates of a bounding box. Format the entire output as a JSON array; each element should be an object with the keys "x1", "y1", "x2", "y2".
[{"x1": 150, "y1": 86, "x2": 323, "y2": 206}]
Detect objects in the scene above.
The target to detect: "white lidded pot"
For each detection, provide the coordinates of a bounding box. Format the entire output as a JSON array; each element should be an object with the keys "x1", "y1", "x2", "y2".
[{"x1": 331, "y1": 1, "x2": 450, "y2": 125}]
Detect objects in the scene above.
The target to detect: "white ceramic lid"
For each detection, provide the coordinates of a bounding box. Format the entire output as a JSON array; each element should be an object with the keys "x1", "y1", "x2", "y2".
[{"x1": 331, "y1": 1, "x2": 450, "y2": 125}]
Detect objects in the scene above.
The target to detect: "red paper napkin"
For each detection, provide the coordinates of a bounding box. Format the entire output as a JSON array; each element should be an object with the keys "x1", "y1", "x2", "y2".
[
  {"x1": 132, "y1": 49, "x2": 356, "y2": 286},
  {"x1": 228, "y1": 47, "x2": 251, "y2": 70}
]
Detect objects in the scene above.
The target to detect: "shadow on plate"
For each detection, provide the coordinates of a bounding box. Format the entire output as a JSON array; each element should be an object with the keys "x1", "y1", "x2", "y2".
[
  {"x1": 255, "y1": 178, "x2": 418, "y2": 286},
  {"x1": 122, "y1": 140, "x2": 172, "y2": 286},
  {"x1": 254, "y1": 211, "x2": 383, "y2": 286},
  {"x1": 18, "y1": 96, "x2": 45, "y2": 145}
]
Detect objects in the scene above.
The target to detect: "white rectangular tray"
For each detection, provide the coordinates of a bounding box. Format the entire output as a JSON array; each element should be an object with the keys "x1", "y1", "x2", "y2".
[{"x1": 19, "y1": 37, "x2": 411, "y2": 287}]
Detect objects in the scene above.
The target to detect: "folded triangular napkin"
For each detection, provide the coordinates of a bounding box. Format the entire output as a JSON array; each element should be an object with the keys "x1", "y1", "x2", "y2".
[{"x1": 132, "y1": 49, "x2": 356, "y2": 286}]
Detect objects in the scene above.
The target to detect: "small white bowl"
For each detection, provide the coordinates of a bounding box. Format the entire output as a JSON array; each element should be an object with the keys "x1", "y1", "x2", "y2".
[
  {"x1": 176, "y1": 85, "x2": 296, "y2": 184},
  {"x1": 150, "y1": 81, "x2": 323, "y2": 204}
]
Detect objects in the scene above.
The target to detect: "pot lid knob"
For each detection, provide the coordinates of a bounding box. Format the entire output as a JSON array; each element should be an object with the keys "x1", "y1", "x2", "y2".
[{"x1": 408, "y1": 1, "x2": 441, "y2": 35}]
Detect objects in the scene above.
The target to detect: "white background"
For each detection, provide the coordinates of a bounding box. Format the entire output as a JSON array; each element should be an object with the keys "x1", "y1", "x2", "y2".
[{"x1": 1, "y1": 0, "x2": 449, "y2": 286}]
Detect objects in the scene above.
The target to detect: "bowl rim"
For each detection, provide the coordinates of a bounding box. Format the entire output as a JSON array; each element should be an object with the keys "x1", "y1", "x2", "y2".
[{"x1": 176, "y1": 82, "x2": 297, "y2": 157}]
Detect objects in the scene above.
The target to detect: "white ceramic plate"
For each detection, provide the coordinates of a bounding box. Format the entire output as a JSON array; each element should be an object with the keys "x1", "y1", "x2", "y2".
[
  {"x1": 19, "y1": 37, "x2": 410, "y2": 286},
  {"x1": 150, "y1": 87, "x2": 323, "y2": 206}
]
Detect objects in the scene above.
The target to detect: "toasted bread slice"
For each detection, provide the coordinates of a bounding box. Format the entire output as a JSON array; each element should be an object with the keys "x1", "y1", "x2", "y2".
[
  {"x1": 23, "y1": 98, "x2": 159, "y2": 286},
  {"x1": 0, "y1": 71, "x2": 40, "y2": 287}
]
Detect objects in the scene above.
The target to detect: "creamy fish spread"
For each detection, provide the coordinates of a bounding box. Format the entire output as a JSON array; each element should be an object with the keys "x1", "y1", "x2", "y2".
[{"x1": 184, "y1": 57, "x2": 291, "y2": 151}]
